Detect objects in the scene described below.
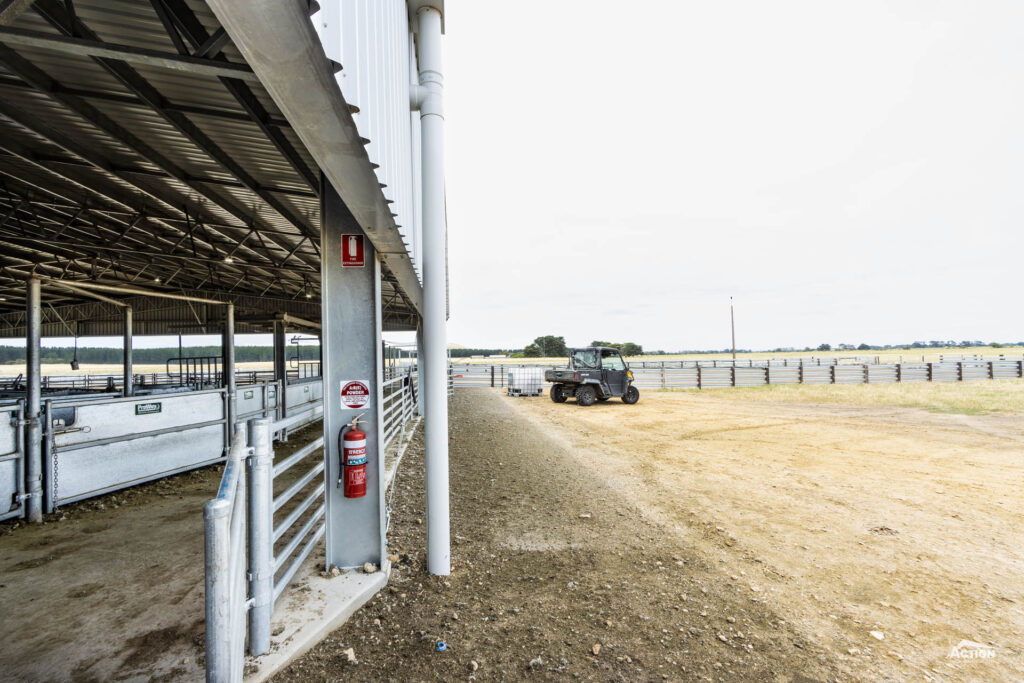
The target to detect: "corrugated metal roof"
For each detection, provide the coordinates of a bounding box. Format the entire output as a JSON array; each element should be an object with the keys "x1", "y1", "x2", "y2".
[{"x1": 0, "y1": 0, "x2": 418, "y2": 335}]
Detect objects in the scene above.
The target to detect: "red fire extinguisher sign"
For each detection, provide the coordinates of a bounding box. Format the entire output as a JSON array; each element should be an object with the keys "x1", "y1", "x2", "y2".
[{"x1": 341, "y1": 234, "x2": 365, "y2": 268}]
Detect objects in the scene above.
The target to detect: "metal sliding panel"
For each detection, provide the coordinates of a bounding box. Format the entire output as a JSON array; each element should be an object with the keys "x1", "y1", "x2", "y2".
[
  {"x1": 322, "y1": 180, "x2": 385, "y2": 569},
  {"x1": 0, "y1": 402, "x2": 24, "y2": 521},
  {"x1": 47, "y1": 390, "x2": 227, "y2": 507}
]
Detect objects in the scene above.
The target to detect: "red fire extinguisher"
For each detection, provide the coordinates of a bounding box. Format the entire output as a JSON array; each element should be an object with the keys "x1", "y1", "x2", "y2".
[{"x1": 340, "y1": 414, "x2": 367, "y2": 498}]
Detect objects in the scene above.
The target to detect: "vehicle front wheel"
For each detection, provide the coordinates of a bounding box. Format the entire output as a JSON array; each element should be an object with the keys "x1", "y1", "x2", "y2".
[
  {"x1": 550, "y1": 384, "x2": 567, "y2": 403},
  {"x1": 621, "y1": 385, "x2": 640, "y2": 404},
  {"x1": 575, "y1": 385, "x2": 597, "y2": 407}
]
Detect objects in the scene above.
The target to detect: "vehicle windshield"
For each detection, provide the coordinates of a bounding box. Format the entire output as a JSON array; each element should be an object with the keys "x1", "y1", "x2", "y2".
[
  {"x1": 571, "y1": 349, "x2": 599, "y2": 369},
  {"x1": 601, "y1": 349, "x2": 626, "y2": 371}
]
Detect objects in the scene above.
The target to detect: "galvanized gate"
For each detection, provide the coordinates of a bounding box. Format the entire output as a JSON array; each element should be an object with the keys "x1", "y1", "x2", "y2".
[
  {"x1": 0, "y1": 401, "x2": 25, "y2": 521},
  {"x1": 43, "y1": 389, "x2": 229, "y2": 510}
]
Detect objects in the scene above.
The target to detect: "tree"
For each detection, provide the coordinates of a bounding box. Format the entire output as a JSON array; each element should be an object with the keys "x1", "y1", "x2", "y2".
[
  {"x1": 857, "y1": 343, "x2": 871, "y2": 351},
  {"x1": 817, "y1": 343, "x2": 831, "y2": 351},
  {"x1": 522, "y1": 343, "x2": 542, "y2": 357},
  {"x1": 532, "y1": 335, "x2": 567, "y2": 357},
  {"x1": 619, "y1": 342, "x2": 643, "y2": 357}
]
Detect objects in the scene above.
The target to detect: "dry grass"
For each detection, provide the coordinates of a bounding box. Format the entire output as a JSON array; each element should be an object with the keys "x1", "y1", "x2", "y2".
[{"x1": 693, "y1": 379, "x2": 1024, "y2": 415}]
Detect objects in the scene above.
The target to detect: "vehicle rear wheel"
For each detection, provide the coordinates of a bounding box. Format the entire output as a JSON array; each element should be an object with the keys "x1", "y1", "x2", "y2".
[
  {"x1": 550, "y1": 384, "x2": 567, "y2": 403},
  {"x1": 622, "y1": 385, "x2": 640, "y2": 404},
  {"x1": 575, "y1": 385, "x2": 596, "y2": 406}
]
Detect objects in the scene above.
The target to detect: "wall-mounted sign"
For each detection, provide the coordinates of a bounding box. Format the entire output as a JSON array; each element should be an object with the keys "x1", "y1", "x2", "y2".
[
  {"x1": 342, "y1": 234, "x2": 365, "y2": 268},
  {"x1": 135, "y1": 402, "x2": 162, "y2": 415},
  {"x1": 340, "y1": 380, "x2": 370, "y2": 409}
]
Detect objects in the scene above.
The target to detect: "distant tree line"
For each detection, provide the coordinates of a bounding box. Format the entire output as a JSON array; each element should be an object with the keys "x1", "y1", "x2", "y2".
[
  {"x1": 511, "y1": 335, "x2": 647, "y2": 358},
  {"x1": 504, "y1": 336, "x2": 1022, "y2": 359}
]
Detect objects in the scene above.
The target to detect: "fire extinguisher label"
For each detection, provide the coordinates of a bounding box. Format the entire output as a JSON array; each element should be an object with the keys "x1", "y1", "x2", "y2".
[{"x1": 340, "y1": 380, "x2": 371, "y2": 408}]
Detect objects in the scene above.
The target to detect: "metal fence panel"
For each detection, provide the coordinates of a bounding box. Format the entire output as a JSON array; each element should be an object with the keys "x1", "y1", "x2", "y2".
[
  {"x1": 867, "y1": 365, "x2": 898, "y2": 383},
  {"x1": 47, "y1": 391, "x2": 227, "y2": 508},
  {"x1": 835, "y1": 365, "x2": 867, "y2": 384},
  {"x1": 768, "y1": 367, "x2": 800, "y2": 384},
  {"x1": 993, "y1": 361, "x2": 1022, "y2": 379},
  {"x1": 735, "y1": 367, "x2": 768, "y2": 387},
  {"x1": 801, "y1": 366, "x2": 833, "y2": 384},
  {"x1": 0, "y1": 402, "x2": 24, "y2": 521}
]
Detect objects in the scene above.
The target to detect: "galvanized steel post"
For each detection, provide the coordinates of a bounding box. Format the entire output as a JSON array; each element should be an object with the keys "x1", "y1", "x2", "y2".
[
  {"x1": 247, "y1": 417, "x2": 273, "y2": 655},
  {"x1": 224, "y1": 303, "x2": 236, "y2": 429},
  {"x1": 203, "y1": 495, "x2": 232, "y2": 682},
  {"x1": 25, "y1": 277, "x2": 42, "y2": 523},
  {"x1": 122, "y1": 305, "x2": 133, "y2": 397},
  {"x1": 273, "y1": 318, "x2": 287, "y2": 418}
]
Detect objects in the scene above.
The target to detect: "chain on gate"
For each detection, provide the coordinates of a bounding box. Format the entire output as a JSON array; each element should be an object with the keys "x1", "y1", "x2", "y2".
[{"x1": 50, "y1": 428, "x2": 58, "y2": 510}]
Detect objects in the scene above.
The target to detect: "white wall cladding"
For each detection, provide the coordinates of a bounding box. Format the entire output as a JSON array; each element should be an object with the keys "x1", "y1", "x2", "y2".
[{"x1": 315, "y1": 0, "x2": 422, "y2": 278}]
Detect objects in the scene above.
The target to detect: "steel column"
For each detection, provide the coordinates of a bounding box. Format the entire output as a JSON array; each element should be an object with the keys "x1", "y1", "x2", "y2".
[
  {"x1": 25, "y1": 277, "x2": 42, "y2": 523},
  {"x1": 273, "y1": 318, "x2": 287, "y2": 418},
  {"x1": 122, "y1": 305, "x2": 133, "y2": 397},
  {"x1": 416, "y1": 4, "x2": 450, "y2": 575},
  {"x1": 223, "y1": 303, "x2": 236, "y2": 430},
  {"x1": 321, "y1": 180, "x2": 384, "y2": 569}
]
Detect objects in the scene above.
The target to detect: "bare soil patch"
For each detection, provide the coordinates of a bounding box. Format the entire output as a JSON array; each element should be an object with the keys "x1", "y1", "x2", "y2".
[
  {"x1": 514, "y1": 389, "x2": 1024, "y2": 681},
  {"x1": 273, "y1": 390, "x2": 843, "y2": 682}
]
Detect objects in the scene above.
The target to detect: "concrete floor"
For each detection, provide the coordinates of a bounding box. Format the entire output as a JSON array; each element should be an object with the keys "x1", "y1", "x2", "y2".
[{"x1": 0, "y1": 423, "x2": 325, "y2": 683}]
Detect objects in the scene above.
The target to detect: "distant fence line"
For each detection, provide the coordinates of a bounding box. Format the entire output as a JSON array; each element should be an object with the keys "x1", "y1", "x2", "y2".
[{"x1": 452, "y1": 358, "x2": 1024, "y2": 390}]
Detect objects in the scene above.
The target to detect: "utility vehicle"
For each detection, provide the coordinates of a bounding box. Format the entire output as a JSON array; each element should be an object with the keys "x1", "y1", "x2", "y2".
[{"x1": 544, "y1": 347, "x2": 640, "y2": 406}]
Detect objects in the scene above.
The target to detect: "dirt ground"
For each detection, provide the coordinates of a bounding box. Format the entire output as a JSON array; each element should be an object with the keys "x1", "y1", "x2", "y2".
[
  {"x1": 277, "y1": 387, "x2": 1022, "y2": 682},
  {"x1": 0, "y1": 423, "x2": 324, "y2": 683},
  {"x1": 275, "y1": 390, "x2": 844, "y2": 682},
  {"x1": 513, "y1": 389, "x2": 1024, "y2": 681}
]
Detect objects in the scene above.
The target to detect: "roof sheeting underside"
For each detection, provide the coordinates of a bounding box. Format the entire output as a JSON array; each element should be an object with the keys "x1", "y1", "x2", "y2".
[{"x1": 0, "y1": 0, "x2": 418, "y2": 335}]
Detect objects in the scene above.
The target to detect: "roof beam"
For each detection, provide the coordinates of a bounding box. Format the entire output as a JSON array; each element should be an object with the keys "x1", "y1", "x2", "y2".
[
  {"x1": 0, "y1": 43, "x2": 317, "y2": 273},
  {"x1": 0, "y1": 75, "x2": 292, "y2": 127},
  {"x1": 0, "y1": 0, "x2": 34, "y2": 26},
  {"x1": 153, "y1": 0, "x2": 319, "y2": 193},
  {"x1": 0, "y1": 26, "x2": 260, "y2": 81},
  {"x1": 31, "y1": 0, "x2": 320, "y2": 253}
]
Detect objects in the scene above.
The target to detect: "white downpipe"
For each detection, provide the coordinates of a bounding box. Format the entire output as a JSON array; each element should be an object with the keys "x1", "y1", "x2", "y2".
[{"x1": 415, "y1": 4, "x2": 449, "y2": 576}]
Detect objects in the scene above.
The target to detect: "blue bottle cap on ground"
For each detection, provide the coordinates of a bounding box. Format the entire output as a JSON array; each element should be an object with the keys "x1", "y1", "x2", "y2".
[{"x1": 436, "y1": 641, "x2": 447, "y2": 652}]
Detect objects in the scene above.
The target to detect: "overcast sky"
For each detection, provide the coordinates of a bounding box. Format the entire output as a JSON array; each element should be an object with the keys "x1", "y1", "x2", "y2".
[
  {"x1": 443, "y1": 0, "x2": 1024, "y2": 351},
  {"x1": 15, "y1": 2, "x2": 1022, "y2": 353}
]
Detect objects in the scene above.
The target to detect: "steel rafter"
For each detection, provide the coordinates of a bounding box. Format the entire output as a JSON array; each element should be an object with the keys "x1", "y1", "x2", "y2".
[
  {"x1": 31, "y1": 0, "x2": 320, "y2": 254},
  {"x1": 150, "y1": 0, "x2": 319, "y2": 193}
]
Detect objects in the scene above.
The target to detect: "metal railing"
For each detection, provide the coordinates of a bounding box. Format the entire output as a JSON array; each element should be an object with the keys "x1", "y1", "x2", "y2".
[
  {"x1": 203, "y1": 369, "x2": 420, "y2": 682},
  {"x1": 0, "y1": 401, "x2": 25, "y2": 521},
  {"x1": 451, "y1": 359, "x2": 1024, "y2": 390},
  {"x1": 203, "y1": 425, "x2": 251, "y2": 683}
]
